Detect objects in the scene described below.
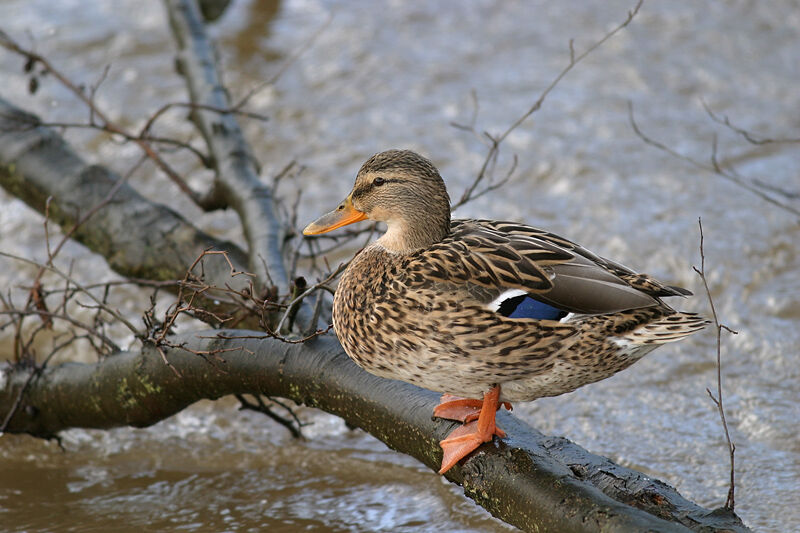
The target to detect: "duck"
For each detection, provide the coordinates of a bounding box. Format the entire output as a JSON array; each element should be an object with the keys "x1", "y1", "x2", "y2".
[{"x1": 302, "y1": 149, "x2": 707, "y2": 474}]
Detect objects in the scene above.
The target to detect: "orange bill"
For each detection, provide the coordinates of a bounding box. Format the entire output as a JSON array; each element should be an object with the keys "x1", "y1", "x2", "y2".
[{"x1": 302, "y1": 197, "x2": 367, "y2": 235}]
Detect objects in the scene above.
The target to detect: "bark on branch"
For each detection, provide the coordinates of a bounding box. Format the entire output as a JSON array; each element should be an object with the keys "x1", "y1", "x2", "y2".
[
  {"x1": 0, "y1": 331, "x2": 748, "y2": 533},
  {"x1": 0, "y1": 96, "x2": 250, "y2": 298},
  {"x1": 165, "y1": 0, "x2": 290, "y2": 295}
]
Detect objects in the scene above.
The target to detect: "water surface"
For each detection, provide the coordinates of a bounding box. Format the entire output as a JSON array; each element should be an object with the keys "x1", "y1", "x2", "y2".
[{"x1": 1, "y1": 1, "x2": 798, "y2": 531}]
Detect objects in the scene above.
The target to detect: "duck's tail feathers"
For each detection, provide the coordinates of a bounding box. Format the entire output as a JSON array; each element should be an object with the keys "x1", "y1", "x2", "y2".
[{"x1": 627, "y1": 312, "x2": 710, "y2": 345}]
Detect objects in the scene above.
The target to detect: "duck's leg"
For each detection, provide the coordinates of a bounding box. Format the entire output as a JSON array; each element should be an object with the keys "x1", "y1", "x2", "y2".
[
  {"x1": 437, "y1": 385, "x2": 509, "y2": 474},
  {"x1": 433, "y1": 392, "x2": 512, "y2": 424}
]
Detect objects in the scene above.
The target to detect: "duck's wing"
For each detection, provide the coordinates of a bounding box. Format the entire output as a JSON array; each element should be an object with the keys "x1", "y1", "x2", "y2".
[
  {"x1": 483, "y1": 221, "x2": 691, "y2": 297},
  {"x1": 410, "y1": 219, "x2": 684, "y2": 315}
]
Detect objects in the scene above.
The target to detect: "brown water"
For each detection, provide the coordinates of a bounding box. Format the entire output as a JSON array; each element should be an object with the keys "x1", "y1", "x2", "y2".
[{"x1": 1, "y1": 1, "x2": 799, "y2": 531}]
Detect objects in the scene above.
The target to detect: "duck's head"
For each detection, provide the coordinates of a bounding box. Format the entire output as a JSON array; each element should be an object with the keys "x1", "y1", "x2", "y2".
[{"x1": 303, "y1": 150, "x2": 451, "y2": 252}]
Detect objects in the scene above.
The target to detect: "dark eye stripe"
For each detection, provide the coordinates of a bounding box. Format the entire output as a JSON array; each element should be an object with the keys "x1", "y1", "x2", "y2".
[
  {"x1": 370, "y1": 177, "x2": 403, "y2": 189},
  {"x1": 352, "y1": 178, "x2": 403, "y2": 199}
]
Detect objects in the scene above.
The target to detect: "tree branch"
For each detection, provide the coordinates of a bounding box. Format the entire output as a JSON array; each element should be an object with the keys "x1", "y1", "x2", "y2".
[
  {"x1": 0, "y1": 29, "x2": 209, "y2": 207},
  {"x1": 0, "y1": 97, "x2": 251, "y2": 305},
  {"x1": 0, "y1": 330, "x2": 749, "y2": 533},
  {"x1": 164, "y1": 0, "x2": 289, "y2": 297}
]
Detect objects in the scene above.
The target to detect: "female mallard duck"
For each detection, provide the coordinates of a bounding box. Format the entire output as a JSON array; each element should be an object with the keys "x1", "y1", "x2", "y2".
[{"x1": 303, "y1": 149, "x2": 707, "y2": 474}]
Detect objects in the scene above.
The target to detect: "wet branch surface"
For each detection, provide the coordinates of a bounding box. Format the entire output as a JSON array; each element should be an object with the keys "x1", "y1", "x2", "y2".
[{"x1": 0, "y1": 331, "x2": 748, "y2": 533}]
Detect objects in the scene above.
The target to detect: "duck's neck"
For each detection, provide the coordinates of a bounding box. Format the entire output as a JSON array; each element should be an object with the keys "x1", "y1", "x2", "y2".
[{"x1": 376, "y1": 215, "x2": 450, "y2": 253}]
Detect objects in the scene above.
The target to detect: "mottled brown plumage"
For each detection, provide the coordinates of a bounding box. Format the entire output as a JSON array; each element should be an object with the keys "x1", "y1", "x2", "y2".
[{"x1": 303, "y1": 149, "x2": 707, "y2": 473}]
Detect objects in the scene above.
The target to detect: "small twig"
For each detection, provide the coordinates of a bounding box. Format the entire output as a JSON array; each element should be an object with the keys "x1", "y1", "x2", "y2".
[
  {"x1": 271, "y1": 159, "x2": 299, "y2": 193},
  {"x1": 501, "y1": 0, "x2": 643, "y2": 144},
  {"x1": 454, "y1": 0, "x2": 644, "y2": 209},
  {"x1": 36, "y1": 278, "x2": 181, "y2": 294},
  {"x1": 151, "y1": 250, "x2": 254, "y2": 347},
  {"x1": 2, "y1": 109, "x2": 213, "y2": 169},
  {"x1": 87, "y1": 64, "x2": 112, "y2": 124},
  {"x1": 235, "y1": 394, "x2": 307, "y2": 440},
  {"x1": 1, "y1": 113, "x2": 214, "y2": 168},
  {"x1": 7, "y1": 141, "x2": 146, "y2": 360},
  {"x1": 210, "y1": 323, "x2": 334, "y2": 345},
  {"x1": 155, "y1": 345, "x2": 183, "y2": 378},
  {"x1": 0, "y1": 251, "x2": 141, "y2": 338},
  {"x1": 629, "y1": 101, "x2": 800, "y2": 218},
  {"x1": 232, "y1": 13, "x2": 333, "y2": 111},
  {"x1": 304, "y1": 289, "x2": 326, "y2": 337},
  {"x1": 0, "y1": 29, "x2": 207, "y2": 206},
  {"x1": 0, "y1": 308, "x2": 120, "y2": 352},
  {"x1": 448, "y1": 89, "x2": 480, "y2": 133},
  {"x1": 693, "y1": 218, "x2": 737, "y2": 511},
  {"x1": 138, "y1": 101, "x2": 269, "y2": 139},
  {"x1": 273, "y1": 262, "x2": 346, "y2": 333},
  {"x1": 701, "y1": 99, "x2": 800, "y2": 146}
]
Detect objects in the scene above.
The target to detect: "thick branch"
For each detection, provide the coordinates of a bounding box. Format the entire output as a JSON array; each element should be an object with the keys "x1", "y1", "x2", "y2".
[
  {"x1": 0, "y1": 330, "x2": 748, "y2": 533},
  {"x1": 164, "y1": 0, "x2": 289, "y2": 295},
  {"x1": 0, "y1": 97, "x2": 250, "y2": 299}
]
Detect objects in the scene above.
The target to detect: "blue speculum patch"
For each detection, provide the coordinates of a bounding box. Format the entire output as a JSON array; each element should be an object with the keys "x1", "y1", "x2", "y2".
[{"x1": 498, "y1": 294, "x2": 568, "y2": 321}]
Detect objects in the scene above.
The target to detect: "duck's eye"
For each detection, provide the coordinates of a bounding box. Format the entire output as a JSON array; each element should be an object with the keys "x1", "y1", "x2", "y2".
[{"x1": 373, "y1": 177, "x2": 386, "y2": 186}]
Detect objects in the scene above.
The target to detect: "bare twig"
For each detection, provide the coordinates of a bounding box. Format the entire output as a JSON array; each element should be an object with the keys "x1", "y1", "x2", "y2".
[
  {"x1": 150, "y1": 250, "x2": 254, "y2": 347},
  {"x1": 500, "y1": 0, "x2": 644, "y2": 143},
  {"x1": 0, "y1": 29, "x2": 211, "y2": 207},
  {"x1": 235, "y1": 393, "x2": 307, "y2": 439},
  {"x1": 232, "y1": 13, "x2": 333, "y2": 111},
  {"x1": 693, "y1": 218, "x2": 737, "y2": 511},
  {"x1": 8, "y1": 157, "x2": 145, "y2": 361},
  {"x1": 629, "y1": 102, "x2": 800, "y2": 218},
  {"x1": 0, "y1": 308, "x2": 120, "y2": 352},
  {"x1": 138, "y1": 101, "x2": 269, "y2": 140},
  {"x1": 454, "y1": 0, "x2": 644, "y2": 209},
  {"x1": 274, "y1": 263, "x2": 347, "y2": 333},
  {"x1": 210, "y1": 323, "x2": 333, "y2": 345},
  {"x1": 701, "y1": 100, "x2": 800, "y2": 146},
  {"x1": 0, "y1": 113, "x2": 214, "y2": 169},
  {"x1": 0, "y1": 251, "x2": 141, "y2": 339}
]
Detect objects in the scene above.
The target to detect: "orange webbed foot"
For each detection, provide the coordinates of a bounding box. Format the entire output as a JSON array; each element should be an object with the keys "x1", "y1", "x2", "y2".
[
  {"x1": 433, "y1": 393, "x2": 513, "y2": 424},
  {"x1": 433, "y1": 394, "x2": 484, "y2": 423},
  {"x1": 436, "y1": 386, "x2": 511, "y2": 474}
]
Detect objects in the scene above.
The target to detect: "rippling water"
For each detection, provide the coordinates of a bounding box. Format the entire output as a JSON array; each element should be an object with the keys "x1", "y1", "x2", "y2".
[{"x1": 1, "y1": 1, "x2": 798, "y2": 531}]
